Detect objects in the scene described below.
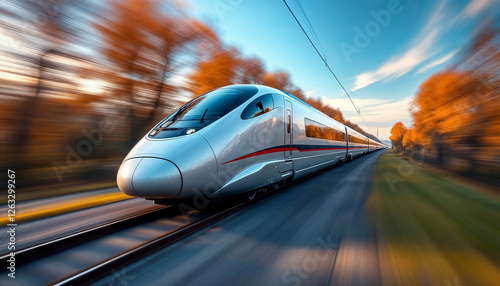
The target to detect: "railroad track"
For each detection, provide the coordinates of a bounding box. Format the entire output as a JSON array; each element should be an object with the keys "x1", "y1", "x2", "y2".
[
  {"x1": 54, "y1": 199, "x2": 258, "y2": 285},
  {"x1": 0, "y1": 205, "x2": 169, "y2": 267},
  {"x1": 0, "y1": 191, "x2": 275, "y2": 286}
]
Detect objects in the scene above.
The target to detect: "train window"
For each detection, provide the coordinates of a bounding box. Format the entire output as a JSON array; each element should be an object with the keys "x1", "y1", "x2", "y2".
[
  {"x1": 305, "y1": 118, "x2": 345, "y2": 141},
  {"x1": 241, "y1": 94, "x2": 274, "y2": 119},
  {"x1": 349, "y1": 135, "x2": 368, "y2": 145}
]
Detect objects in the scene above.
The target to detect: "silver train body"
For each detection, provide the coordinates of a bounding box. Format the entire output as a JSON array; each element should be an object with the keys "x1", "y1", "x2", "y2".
[{"x1": 117, "y1": 85, "x2": 386, "y2": 203}]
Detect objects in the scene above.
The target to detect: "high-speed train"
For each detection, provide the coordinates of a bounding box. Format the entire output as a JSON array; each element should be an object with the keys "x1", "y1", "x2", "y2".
[{"x1": 117, "y1": 84, "x2": 386, "y2": 203}]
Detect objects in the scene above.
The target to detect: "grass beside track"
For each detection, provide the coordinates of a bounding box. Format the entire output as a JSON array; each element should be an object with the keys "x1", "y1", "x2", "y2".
[{"x1": 369, "y1": 149, "x2": 500, "y2": 285}]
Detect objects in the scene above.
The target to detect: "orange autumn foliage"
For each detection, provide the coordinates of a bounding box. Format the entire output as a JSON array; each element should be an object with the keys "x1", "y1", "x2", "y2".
[
  {"x1": 390, "y1": 122, "x2": 406, "y2": 151},
  {"x1": 390, "y1": 23, "x2": 500, "y2": 177}
]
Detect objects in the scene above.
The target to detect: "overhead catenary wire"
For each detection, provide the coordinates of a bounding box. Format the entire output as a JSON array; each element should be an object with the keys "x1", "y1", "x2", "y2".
[
  {"x1": 293, "y1": 0, "x2": 327, "y2": 62},
  {"x1": 283, "y1": 0, "x2": 373, "y2": 136},
  {"x1": 351, "y1": 90, "x2": 370, "y2": 131}
]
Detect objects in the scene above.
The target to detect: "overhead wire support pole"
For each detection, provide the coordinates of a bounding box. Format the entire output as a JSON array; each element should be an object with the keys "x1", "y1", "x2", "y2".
[{"x1": 283, "y1": 0, "x2": 373, "y2": 135}]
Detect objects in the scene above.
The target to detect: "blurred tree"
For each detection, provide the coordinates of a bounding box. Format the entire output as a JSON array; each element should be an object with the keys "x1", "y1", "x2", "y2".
[
  {"x1": 95, "y1": 0, "x2": 217, "y2": 145},
  {"x1": 402, "y1": 128, "x2": 419, "y2": 151},
  {"x1": 390, "y1": 122, "x2": 406, "y2": 152},
  {"x1": 237, "y1": 57, "x2": 266, "y2": 84},
  {"x1": 413, "y1": 72, "x2": 473, "y2": 142},
  {"x1": 405, "y1": 20, "x2": 499, "y2": 172},
  {"x1": 187, "y1": 47, "x2": 242, "y2": 95},
  {"x1": 459, "y1": 22, "x2": 500, "y2": 168},
  {"x1": 306, "y1": 98, "x2": 345, "y2": 122},
  {"x1": 5, "y1": 0, "x2": 93, "y2": 169},
  {"x1": 188, "y1": 48, "x2": 267, "y2": 96},
  {"x1": 262, "y1": 71, "x2": 306, "y2": 100}
]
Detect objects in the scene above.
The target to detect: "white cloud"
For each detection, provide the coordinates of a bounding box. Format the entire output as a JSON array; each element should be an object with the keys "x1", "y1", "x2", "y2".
[
  {"x1": 463, "y1": 0, "x2": 495, "y2": 17},
  {"x1": 323, "y1": 97, "x2": 387, "y2": 112},
  {"x1": 324, "y1": 96, "x2": 413, "y2": 123},
  {"x1": 353, "y1": 2, "x2": 448, "y2": 91},
  {"x1": 417, "y1": 50, "x2": 458, "y2": 74},
  {"x1": 323, "y1": 96, "x2": 414, "y2": 139}
]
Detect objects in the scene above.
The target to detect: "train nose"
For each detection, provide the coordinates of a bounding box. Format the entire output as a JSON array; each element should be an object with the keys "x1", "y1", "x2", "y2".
[{"x1": 117, "y1": 157, "x2": 182, "y2": 198}]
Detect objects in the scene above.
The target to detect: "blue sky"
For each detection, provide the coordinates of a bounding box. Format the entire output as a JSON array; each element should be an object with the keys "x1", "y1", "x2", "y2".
[{"x1": 186, "y1": 0, "x2": 497, "y2": 140}]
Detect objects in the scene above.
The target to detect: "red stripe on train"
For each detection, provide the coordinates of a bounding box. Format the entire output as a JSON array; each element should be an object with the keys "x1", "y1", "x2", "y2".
[
  {"x1": 221, "y1": 147, "x2": 299, "y2": 165},
  {"x1": 221, "y1": 146, "x2": 369, "y2": 165}
]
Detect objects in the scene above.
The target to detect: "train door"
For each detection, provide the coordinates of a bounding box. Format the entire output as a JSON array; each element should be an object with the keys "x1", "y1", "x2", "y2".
[{"x1": 284, "y1": 100, "x2": 293, "y2": 158}]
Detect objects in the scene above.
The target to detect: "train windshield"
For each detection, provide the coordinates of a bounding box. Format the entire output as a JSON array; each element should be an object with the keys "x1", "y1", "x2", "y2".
[
  {"x1": 169, "y1": 89, "x2": 247, "y2": 122},
  {"x1": 149, "y1": 87, "x2": 257, "y2": 139}
]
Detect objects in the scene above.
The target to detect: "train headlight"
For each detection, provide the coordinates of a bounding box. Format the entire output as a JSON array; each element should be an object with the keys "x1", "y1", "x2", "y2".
[{"x1": 186, "y1": 129, "x2": 196, "y2": 134}]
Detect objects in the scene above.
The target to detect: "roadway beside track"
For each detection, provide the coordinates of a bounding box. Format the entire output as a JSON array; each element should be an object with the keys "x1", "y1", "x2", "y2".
[{"x1": 95, "y1": 151, "x2": 385, "y2": 285}]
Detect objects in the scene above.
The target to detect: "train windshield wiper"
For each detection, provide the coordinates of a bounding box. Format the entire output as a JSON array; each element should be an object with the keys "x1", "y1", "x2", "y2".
[
  {"x1": 200, "y1": 108, "x2": 209, "y2": 123},
  {"x1": 170, "y1": 104, "x2": 189, "y2": 122}
]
